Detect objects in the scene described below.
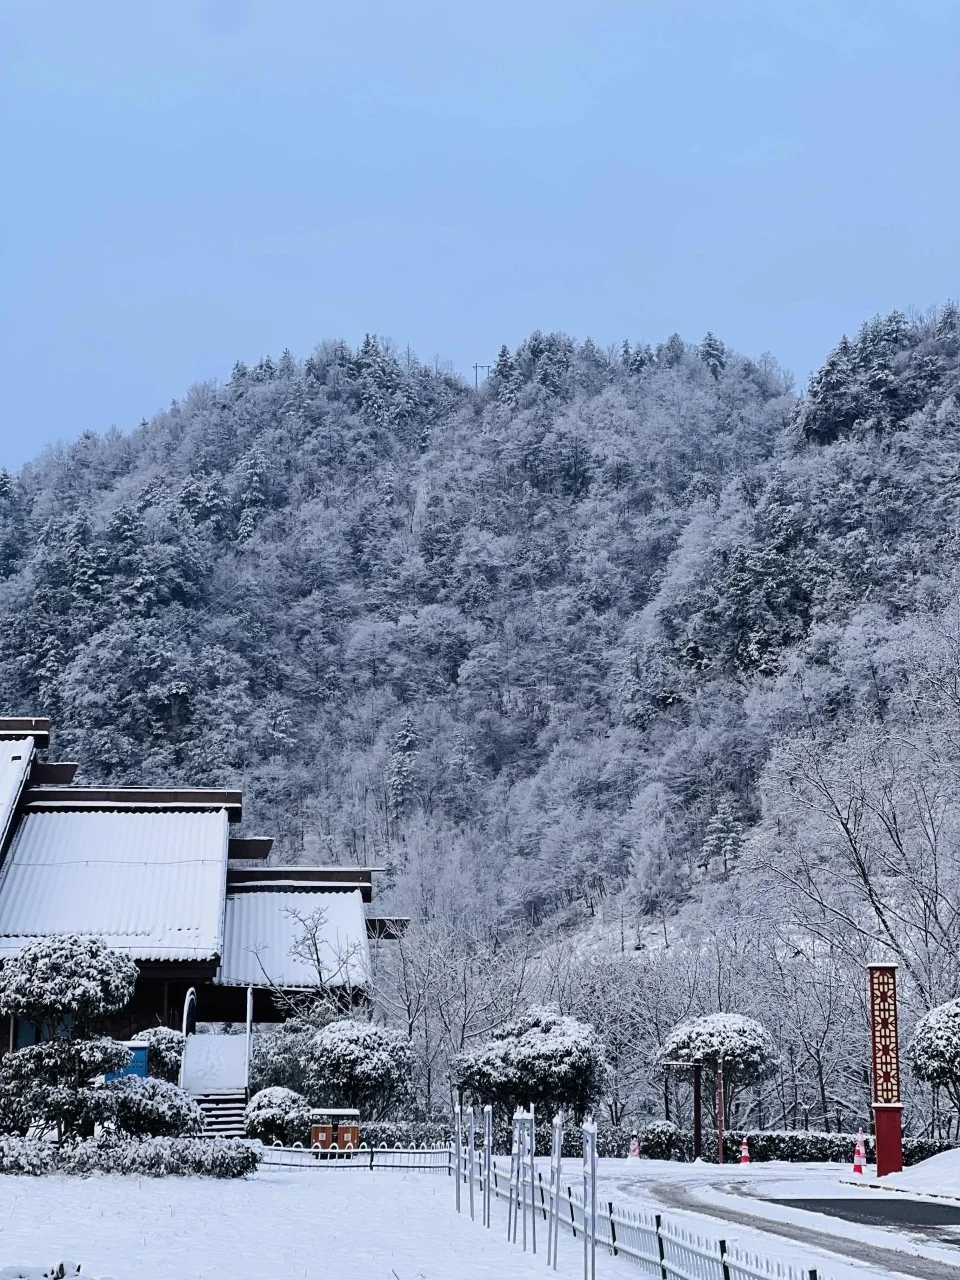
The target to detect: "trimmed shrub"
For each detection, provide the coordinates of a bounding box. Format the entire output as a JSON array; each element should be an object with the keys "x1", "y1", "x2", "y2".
[
  {"x1": 105, "y1": 1076, "x2": 203, "y2": 1138},
  {"x1": 0, "y1": 1135, "x2": 260, "y2": 1177},
  {"x1": 245, "y1": 1087, "x2": 312, "y2": 1146},
  {"x1": 131, "y1": 1028, "x2": 186, "y2": 1084},
  {"x1": 362, "y1": 1120, "x2": 452, "y2": 1149}
]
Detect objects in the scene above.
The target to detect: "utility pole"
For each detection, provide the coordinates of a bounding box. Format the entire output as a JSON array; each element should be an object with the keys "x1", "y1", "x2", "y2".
[{"x1": 473, "y1": 363, "x2": 491, "y2": 389}]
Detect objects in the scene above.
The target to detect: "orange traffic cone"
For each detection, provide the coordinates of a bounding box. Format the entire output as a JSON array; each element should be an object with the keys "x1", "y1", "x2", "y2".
[
  {"x1": 628, "y1": 1132, "x2": 640, "y2": 1160},
  {"x1": 739, "y1": 1138, "x2": 750, "y2": 1165},
  {"x1": 852, "y1": 1129, "x2": 865, "y2": 1175}
]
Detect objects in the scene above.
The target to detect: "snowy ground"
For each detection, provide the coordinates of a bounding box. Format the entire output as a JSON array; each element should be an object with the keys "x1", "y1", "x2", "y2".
[
  {"x1": 2, "y1": 1159, "x2": 958, "y2": 1280},
  {"x1": 0, "y1": 1167, "x2": 624, "y2": 1280}
]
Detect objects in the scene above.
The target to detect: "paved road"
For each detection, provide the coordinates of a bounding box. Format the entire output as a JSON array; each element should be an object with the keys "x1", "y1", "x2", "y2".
[
  {"x1": 776, "y1": 1197, "x2": 960, "y2": 1240},
  {"x1": 650, "y1": 1180, "x2": 960, "y2": 1280}
]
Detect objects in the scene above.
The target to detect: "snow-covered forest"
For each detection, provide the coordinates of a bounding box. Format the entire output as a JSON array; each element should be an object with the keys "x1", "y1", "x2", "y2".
[{"x1": 3, "y1": 307, "x2": 960, "y2": 1139}]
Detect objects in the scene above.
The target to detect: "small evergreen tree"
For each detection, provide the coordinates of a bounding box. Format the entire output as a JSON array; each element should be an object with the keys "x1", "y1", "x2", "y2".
[{"x1": 699, "y1": 332, "x2": 726, "y2": 380}]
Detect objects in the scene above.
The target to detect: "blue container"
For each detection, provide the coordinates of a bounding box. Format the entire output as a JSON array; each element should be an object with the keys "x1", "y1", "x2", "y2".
[{"x1": 105, "y1": 1044, "x2": 149, "y2": 1081}]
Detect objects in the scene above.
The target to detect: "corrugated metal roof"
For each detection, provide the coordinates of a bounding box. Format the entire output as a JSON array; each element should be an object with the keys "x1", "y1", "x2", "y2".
[
  {"x1": 0, "y1": 738, "x2": 33, "y2": 855},
  {"x1": 0, "y1": 809, "x2": 229, "y2": 961},
  {"x1": 219, "y1": 888, "x2": 370, "y2": 989}
]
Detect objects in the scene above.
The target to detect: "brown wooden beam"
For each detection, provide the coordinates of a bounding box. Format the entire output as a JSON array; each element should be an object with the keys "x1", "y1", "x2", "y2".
[
  {"x1": 227, "y1": 836, "x2": 274, "y2": 860},
  {"x1": 0, "y1": 717, "x2": 49, "y2": 749},
  {"x1": 29, "y1": 761, "x2": 79, "y2": 785},
  {"x1": 24, "y1": 787, "x2": 242, "y2": 823}
]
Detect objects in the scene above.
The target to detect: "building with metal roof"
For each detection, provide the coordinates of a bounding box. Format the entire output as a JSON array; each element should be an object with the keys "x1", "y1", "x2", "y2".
[{"x1": 0, "y1": 718, "x2": 403, "y2": 1041}]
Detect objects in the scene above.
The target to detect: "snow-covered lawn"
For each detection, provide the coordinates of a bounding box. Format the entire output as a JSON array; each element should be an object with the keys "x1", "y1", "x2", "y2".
[{"x1": 0, "y1": 1168, "x2": 625, "y2": 1280}]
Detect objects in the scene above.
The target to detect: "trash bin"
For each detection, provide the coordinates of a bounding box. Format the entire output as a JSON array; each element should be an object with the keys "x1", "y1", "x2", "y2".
[{"x1": 310, "y1": 1108, "x2": 360, "y2": 1149}]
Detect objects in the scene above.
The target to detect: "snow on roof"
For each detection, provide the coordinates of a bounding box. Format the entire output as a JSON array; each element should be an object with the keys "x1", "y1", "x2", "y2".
[
  {"x1": 0, "y1": 808, "x2": 229, "y2": 961},
  {"x1": 0, "y1": 737, "x2": 33, "y2": 854},
  {"x1": 219, "y1": 887, "x2": 370, "y2": 989}
]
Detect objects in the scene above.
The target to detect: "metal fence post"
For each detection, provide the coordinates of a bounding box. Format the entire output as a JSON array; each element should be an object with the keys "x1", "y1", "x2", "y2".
[
  {"x1": 483, "y1": 1104, "x2": 492, "y2": 1228},
  {"x1": 609, "y1": 1202, "x2": 617, "y2": 1256},
  {"x1": 582, "y1": 1118, "x2": 597, "y2": 1280},
  {"x1": 454, "y1": 1104, "x2": 462, "y2": 1213},
  {"x1": 468, "y1": 1106, "x2": 476, "y2": 1222},
  {"x1": 655, "y1": 1213, "x2": 667, "y2": 1280},
  {"x1": 719, "y1": 1239, "x2": 731, "y2": 1280},
  {"x1": 529, "y1": 1105, "x2": 537, "y2": 1256}
]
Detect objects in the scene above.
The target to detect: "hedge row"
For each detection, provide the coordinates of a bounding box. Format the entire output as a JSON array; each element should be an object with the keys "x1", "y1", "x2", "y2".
[
  {"x1": 0, "y1": 1135, "x2": 260, "y2": 1178},
  {"x1": 354, "y1": 1120, "x2": 956, "y2": 1166}
]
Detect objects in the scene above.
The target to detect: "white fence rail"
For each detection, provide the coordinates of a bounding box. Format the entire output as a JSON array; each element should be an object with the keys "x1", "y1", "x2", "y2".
[
  {"x1": 260, "y1": 1141, "x2": 451, "y2": 1171},
  {"x1": 452, "y1": 1109, "x2": 826, "y2": 1280}
]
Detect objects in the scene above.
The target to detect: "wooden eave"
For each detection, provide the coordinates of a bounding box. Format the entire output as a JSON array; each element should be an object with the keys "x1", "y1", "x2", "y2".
[
  {"x1": 29, "y1": 761, "x2": 79, "y2": 785},
  {"x1": 22, "y1": 786, "x2": 242, "y2": 823},
  {"x1": 226, "y1": 865, "x2": 376, "y2": 902},
  {"x1": 227, "y1": 836, "x2": 274, "y2": 860}
]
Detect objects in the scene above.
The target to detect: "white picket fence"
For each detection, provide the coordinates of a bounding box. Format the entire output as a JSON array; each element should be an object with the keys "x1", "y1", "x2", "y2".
[
  {"x1": 260, "y1": 1140, "x2": 451, "y2": 1171},
  {"x1": 261, "y1": 1118, "x2": 828, "y2": 1280},
  {"x1": 453, "y1": 1108, "x2": 828, "y2": 1280}
]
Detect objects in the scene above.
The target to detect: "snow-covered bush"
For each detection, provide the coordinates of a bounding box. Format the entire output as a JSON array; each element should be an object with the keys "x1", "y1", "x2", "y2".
[
  {"x1": 0, "y1": 936, "x2": 137, "y2": 1037},
  {"x1": 249, "y1": 1019, "x2": 316, "y2": 1098},
  {"x1": 657, "y1": 1013, "x2": 778, "y2": 1099},
  {"x1": 361, "y1": 1120, "x2": 452, "y2": 1148},
  {"x1": 306, "y1": 1020, "x2": 413, "y2": 1118},
  {"x1": 61, "y1": 1135, "x2": 260, "y2": 1177},
  {"x1": 0, "y1": 936, "x2": 139, "y2": 1143},
  {"x1": 0, "y1": 1134, "x2": 259, "y2": 1178},
  {"x1": 105, "y1": 1076, "x2": 203, "y2": 1138},
  {"x1": 1, "y1": 1038, "x2": 131, "y2": 1142},
  {"x1": 245, "y1": 1087, "x2": 312, "y2": 1146},
  {"x1": 0, "y1": 1080, "x2": 30, "y2": 1137},
  {"x1": 0, "y1": 1134, "x2": 58, "y2": 1175},
  {"x1": 130, "y1": 1027, "x2": 185, "y2": 1084},
  {"x1": 640, "y1": 1120, "x2": 683, "y2": 1160},
  {"x1": 455, "y1": 1005, "x2": 608, "y2": 1123},
  {"x1": 908, "y1": 999, "x2": 960, "y2": 1114}
]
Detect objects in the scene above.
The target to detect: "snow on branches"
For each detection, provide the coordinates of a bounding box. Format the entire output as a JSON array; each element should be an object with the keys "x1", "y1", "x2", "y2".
[
  {"x1": 454, "y1": 1005, "x2": 608, "y2": 1122},
  {"x1": 0, "y1": 935, "x2": 137, "y2": 1037},
  {"x1": 908, "y1": 999, "x2": 960, "y2": 1113},
  {"x1": 657, "y1": 1013, "x2": 778, "y2": 1087},
  {"x1": 307, "y1": 1021, "x2": 413, "y2": 1119}
]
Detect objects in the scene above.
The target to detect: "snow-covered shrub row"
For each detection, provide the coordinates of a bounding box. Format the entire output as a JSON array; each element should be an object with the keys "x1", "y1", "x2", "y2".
[
  {"x1": 130, "y1": 1027, "x2": 185, "y2": 1084},
  {"x1": 245, "y1": 1087, "x2": 312, "y2": 1146},
  {"x1": 0, "y1": 1135, "x2": 260, "y2": 1178},
  {"x1": 361, "y1": 1120, "x2": 453, "y2": 1149},
  {"x1": 106, "y1": 1076, "x2": 203, "y2": 1138},
  {"x1": 715, "y1": 1130, "x2": 954, "y2": 1165}
]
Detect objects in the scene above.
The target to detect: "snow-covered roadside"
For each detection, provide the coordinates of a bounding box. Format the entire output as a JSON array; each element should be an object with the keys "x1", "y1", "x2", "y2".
[
  {"x1": 876, "y1": 1148, "x2": 960, "y2": 1198},
  {"x1": 592, "y1": 1158, "x2": 960, "y2": 1277},
  {"x1": 0, "y1": 1168, "x2": 631, "y2": 1280}
]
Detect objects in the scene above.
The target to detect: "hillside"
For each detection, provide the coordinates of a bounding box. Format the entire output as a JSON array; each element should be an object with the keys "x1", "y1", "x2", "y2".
[
  {"x1": 4, "y1": 309, "x2": 960, "y2": 1129},
  {"x1": 0, "y1": 314, "x2": 956, "y2": 926}
]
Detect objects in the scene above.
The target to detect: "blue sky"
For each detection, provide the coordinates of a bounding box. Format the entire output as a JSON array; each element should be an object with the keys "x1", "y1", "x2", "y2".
[{"x1": 2, "y1": 0, "x2": 958, "y2": 469}]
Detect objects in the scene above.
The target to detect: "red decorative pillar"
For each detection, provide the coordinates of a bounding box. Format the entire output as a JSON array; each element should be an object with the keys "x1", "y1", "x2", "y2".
[{"x1": 867, "y1": 963, "x2": 903, "y2": 1176}]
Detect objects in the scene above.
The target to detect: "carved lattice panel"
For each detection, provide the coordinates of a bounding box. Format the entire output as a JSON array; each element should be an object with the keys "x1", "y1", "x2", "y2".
[{"x1": 868, "y1": 964, "x2": 900, "y2": 1105}]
